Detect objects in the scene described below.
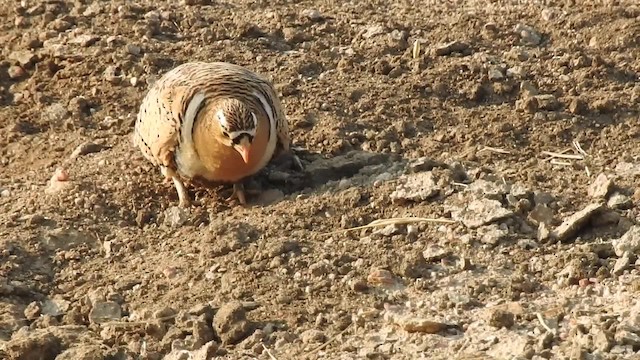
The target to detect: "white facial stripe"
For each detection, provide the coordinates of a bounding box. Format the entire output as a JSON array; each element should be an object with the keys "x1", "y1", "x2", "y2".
[
  {"x1": 251, "y1": 112, "x2": 257, "y2": 128},
  {"x1": 229, "y1": 129, "x2": 256, "y2": 140},
  {"x1": 216, "y1": 109, "x2": 228, "y2": 127},
  {"x1": 182, "y1": 92, "x2": 206, "y2": 144},
  {"x1": 253, "y1": 91, "x2": 275, "y2": 129}
]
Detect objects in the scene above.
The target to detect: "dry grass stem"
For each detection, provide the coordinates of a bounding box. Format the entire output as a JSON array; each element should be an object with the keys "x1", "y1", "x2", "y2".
[
  {"x1": 536, "y1": 312, "x2": 556, "y2": 335},
  {"x1": 479, "y1": 146, "x2": 511, "y2": 154},
  {"x1": 541, "y1": 151, "x2": 584, "y2": 160},
  {"x1": 322, "y1": 217, "x2": 457, "y2": 236},
  {"x1": 550, "y1": 159, "x2": 573, "y2": 166},
  {"x1": 304, "y1": 323, "x2": 352, "y2": 358},
  {"x1": 262, "y1": 344, "x2": 278, "y2": 360}
]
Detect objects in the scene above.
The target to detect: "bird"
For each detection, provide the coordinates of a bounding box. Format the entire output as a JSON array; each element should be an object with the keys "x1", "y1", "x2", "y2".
[{"x1": 133, "y1": 61, "x2": 300, "y2": 207}]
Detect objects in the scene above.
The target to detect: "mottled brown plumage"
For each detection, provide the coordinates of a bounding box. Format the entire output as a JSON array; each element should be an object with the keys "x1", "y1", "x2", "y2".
[{"x1": 134, "y1": 61, "x2": 294, "y2": 207}]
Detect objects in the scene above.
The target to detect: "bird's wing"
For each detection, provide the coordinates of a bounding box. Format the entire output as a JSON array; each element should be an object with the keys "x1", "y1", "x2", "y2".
[{"x1": 134, "y1": 64, "x2": 201, "y2": 169}]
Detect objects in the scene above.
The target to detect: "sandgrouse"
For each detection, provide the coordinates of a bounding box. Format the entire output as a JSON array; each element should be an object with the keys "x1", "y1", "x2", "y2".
[{"x1": 133, "y1": 61, "x2": 297, "y2": 207}]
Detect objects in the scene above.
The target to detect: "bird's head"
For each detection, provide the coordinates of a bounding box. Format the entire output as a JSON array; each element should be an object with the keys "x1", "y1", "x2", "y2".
[{"x1": 215, "y1": 98, "x2": 257, "y2": 164}]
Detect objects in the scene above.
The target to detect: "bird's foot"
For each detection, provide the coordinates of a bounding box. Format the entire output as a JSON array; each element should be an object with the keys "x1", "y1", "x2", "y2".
[{"x1": 226, "y1": 183, "x2": 247, "y2": 205}]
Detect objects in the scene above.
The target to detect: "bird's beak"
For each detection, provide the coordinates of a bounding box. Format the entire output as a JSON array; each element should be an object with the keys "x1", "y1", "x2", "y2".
[
  {"x1": 235, "y1": 137, "x2": 251, "y2": 164},
  {"x1": 238, "y1": 146, "x2": 250, "y2": 164}
]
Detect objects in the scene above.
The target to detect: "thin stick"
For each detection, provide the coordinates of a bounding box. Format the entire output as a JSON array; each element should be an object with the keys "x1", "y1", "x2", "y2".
[
  {"x1": 452, "y1": 182, "x2": 469, "y2": 187},
  {"x1": 549, "y1": 159, "x2": 572, "y2": 166},
  {"x1": 262, "y1": 344, "x2": 278, "y2": 360},
  {"x1": 572, "y1": 140, "x2": 588, "y2": 157},
  {"x1": 541, "y1": 151, "x2": 584, "y2": 160},
  {"x1": 478, "y1": 146, "x2": 511, "y2": 154},
  {"x1": 320, "y1": 217, "x2": 457, "y2": 236},
  {"x1": 536, "y1": 312, "x2": 555, "y2": 334},
  {"x1": 541, "y1": 148, "x2": 573, "y2": 162},
  {"x1": 304, "y1": 323, "x2": 352, "y2": 358}
]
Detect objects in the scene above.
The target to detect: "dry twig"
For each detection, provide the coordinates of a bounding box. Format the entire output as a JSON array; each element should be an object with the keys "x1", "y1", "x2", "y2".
[{"x1": 321, "y1": 217, "x2": 457, "y2": 236}]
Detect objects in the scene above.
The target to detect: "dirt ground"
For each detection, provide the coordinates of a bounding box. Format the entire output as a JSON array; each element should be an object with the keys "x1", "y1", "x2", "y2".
[{"x1": 1, "y1": 0, "x2": 640, "y2": 359}]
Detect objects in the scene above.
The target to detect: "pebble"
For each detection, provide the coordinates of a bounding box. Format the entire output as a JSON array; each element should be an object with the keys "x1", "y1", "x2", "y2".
[
  {"x1": 301, "y1": 9, "x2": 323, "y2": 22},
  {"x1": 488, "y1": 68, "x2": 504, "y2": 81},
  {"x1": 434, "y1": 40, "x2": 469, "y2": 56},
  {"x1": 300, "y1": 329, "x2": 326, "y2": 344},
  {"x1": 8, "y1": 50, "x2": 36, "y2": 67},
  {"x1": 451, "y1": 198, "x2": 515, "y2": 229},
  {"x1": 164, "y1": 206, "x2": 188, "y2": 228},
  {"x1": 550, "y1": 203, "x2": 603, "y2": 242},
  {"x1": 612, "y1": 253, "x2": 632, "y2": 275},
  {"x1": 489, "y1": 309, "x2": 515, "y2": 329},
  {"x1": 612, "y1": 226, "x2": 640, "y2": 257},
  {"x1": 70, "y1": 142, "x2": 107, "y2": 159},
  {"x1": 213, "y1": 301, "x2": 254, "y2": 345},
  {"x1": 615, "y1": 330, "x2": 640, "y2": 347},
  {"x1": 587, "y1": 173, "x2": 613, "y2": 199},
  {"x1": 89, "y1": 301, "x2": 122, "y2": 324},
  {"x1": 8, "y1": 65, "x2": 26, "y2": 79},
  {"x1": 390, "y1": 172, "x2": 440, "y2": 204},
  {"x1": 607, "y1": 193, "x2": 632, "y2": 210},
  {"x1": 514, "y1": 23, "x2": 542, "y2": 45}
]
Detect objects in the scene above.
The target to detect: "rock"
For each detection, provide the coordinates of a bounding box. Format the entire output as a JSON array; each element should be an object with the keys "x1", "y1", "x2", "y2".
[
  {"x1": 592, "y1": 327, "x2": 613, "y2": 352},
  {"x1": 9, "y1": 50, "x2": 37, "y2": 67},
  {"x1": 56, "y1": 345, "x2": 106, "y2": 360},
  {"x1": 506, "y1": 66, "x2": 526, "y2": 78},
  {"x1": 569, "y1": 97, "x2": 587, "y2": 114},
  {"x1": 520, "y1": 81, "x2": 539, "y2": 98},
  {"x1": 588, "y1": 173, "x2": 613, "y2": 199},
  {"x1": 300, "y1": 329, "x2": 326, "y2": 344},
  {"x1": 488, "y1": 67, "x2": 504, "y2": 81},
  {"x1": 0, "y1": 304, "x2": 27, "y2": 340},
  {"x1": 69, "y1": 34, "x2": 100, "y2": 47},
  {"x1": 607, "y1": 193, "x2": 632, "y2": 210},
  {"x1": 88, "y1": 301, "x2": 122, "y2": 324},
  {"x1": 41, "y1": 298, "x2": 71, "y2": 317},
  {"x1": 612, "y1": 226, "x2": 640, "y2": 257},
  {"x1": 451, "y1": 198, "x2": 515, "y2": 229},
  {"x1": 164, "y1": 206, "x2": 188, "y2": 228},
  {"x1": 514, "y1": 23, "x2": 542, "y2": 45},
  {"x1": 467, "y1": 179, "x2": 509, "y2": 200},
  {"x1": 70, "y1": 142, "x2": 108, "y2": 159},
  {"x1": 399, "y1": 252, "x2": 429, "y2": 278},
  {"x1": 301, "y1": 9, "x2": 324, "y2": 22},
  {"x1": 367, "y1": 268, "x2": 400, "y2": 288},
  {"x1": 478, "y1": 224, "x2": 509, "y2": 245},
  {"x1": 615, "y1": 330, "x2": 640, "y2": 347},
  {"x1": 42, "y1": 103, "x2": 70, "y2": 125},
  {"x1": 612, "y1": 253, "x2": 632, "y2": 275},
  {"x1": 24, "y1": 301, "x2": 42, "y2": 320},
  {"x1": 4, "y1": 330, "x2": 62, "y2": 359},
  {"x1": 7, "y1": 65, "x2": 26, "y2": 79},
  {"x1": 541, "y1": 8, "x2": 556, "y2": 21},
  {"x1": 377, "y1": 224, "x2": 403, "y2": 237},
  {"x1": 434, "y1": 41, "x2": 469, "y2": 56},
  {"x1": 213, "y1": 301, "x2": 254, "y2": 345},
  {"x1": 533, "y1": 94, "x2": 560, "y2": 111},
  {"x1": 390, "y1": 171, "x2": 440, "y2": 204},
  {"x1": 489, "y1": 309, "x2": 515, "y2": 329},
  {"x1": 529, "y1": 204, "x2": 555, "y2": 225},
  {"x1": 615, "y1": 162, "x2": 640, "y2": 177},
  {"x1": 550, "y1": 203, "x2": 604, "y2": 242}
]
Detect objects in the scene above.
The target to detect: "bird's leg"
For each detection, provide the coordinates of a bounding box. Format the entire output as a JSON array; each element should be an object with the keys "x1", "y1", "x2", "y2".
[
  {"x1": 291, "y1": 151, "x2": 304, "y2": 171},
  {"x1": 226, "y1": 182, "x2": 247, "y2": 205},
  {"x1": 161, "y1": 166, "x2": 191, "y2": 207}
]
